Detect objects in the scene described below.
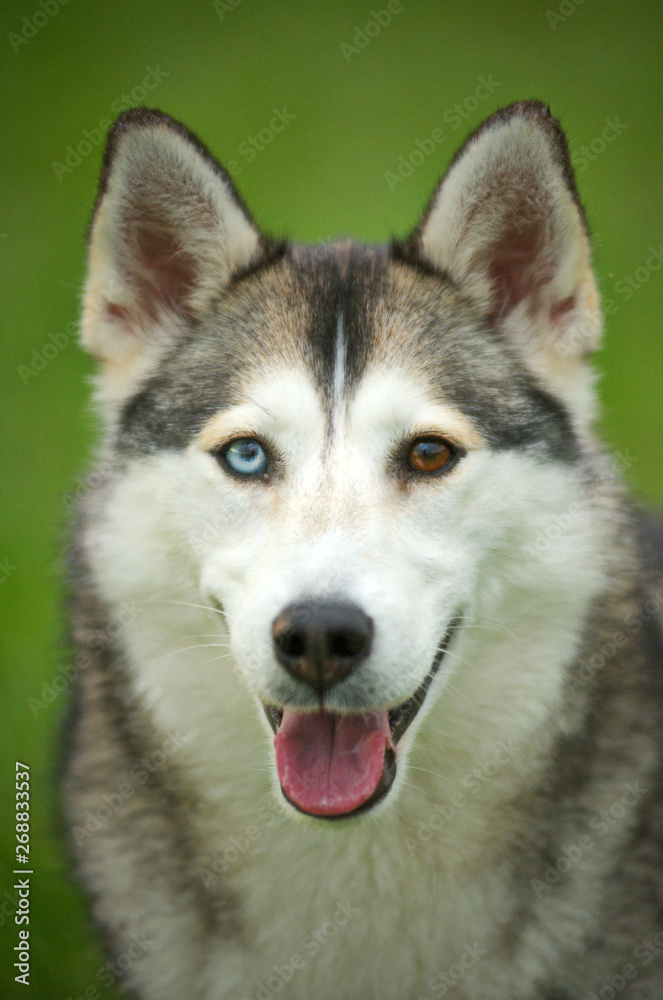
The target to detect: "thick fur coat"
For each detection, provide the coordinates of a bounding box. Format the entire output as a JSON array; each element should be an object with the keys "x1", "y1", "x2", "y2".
[{"x1": 63, "y1": 103, "x2": 663, "y2": 999}]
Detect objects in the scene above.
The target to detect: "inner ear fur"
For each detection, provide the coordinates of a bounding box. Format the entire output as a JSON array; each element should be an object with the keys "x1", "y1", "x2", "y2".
[
  {"x1": 82, "y1": 107, "x2": 281, "y2": 367},
  {"x1": 396, "y1": 101, "x2": 601, "y2": 364}
]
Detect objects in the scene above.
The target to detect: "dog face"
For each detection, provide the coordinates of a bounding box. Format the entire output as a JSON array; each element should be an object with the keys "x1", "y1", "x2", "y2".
[{"x1": 81, "y1": 104, "x2": 608, "y2": 819}]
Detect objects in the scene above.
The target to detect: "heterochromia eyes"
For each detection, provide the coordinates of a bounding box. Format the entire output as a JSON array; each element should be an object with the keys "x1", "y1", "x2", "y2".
[
  {"x1": 221, "y1": 438, "x2": 269, "y2": 478},
  {"x1": 217, "y1": 435, "x2": 459, "y2": 480},
  {"x1": 406, "y1": 437, "x2": 456, "y2": 475}
]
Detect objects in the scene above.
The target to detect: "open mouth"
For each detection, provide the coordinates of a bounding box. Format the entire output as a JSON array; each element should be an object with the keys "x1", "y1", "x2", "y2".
[{"x1": 263, "y1": 616, "x2": 461, "y2": 820}]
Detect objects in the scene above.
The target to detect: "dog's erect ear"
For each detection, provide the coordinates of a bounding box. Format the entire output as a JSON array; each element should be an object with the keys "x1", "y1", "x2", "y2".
[
  {"x1": 82, "y1": 108, "x2": 270, "y2": 368},
  {"x1": 400, "y1": 102, "x2": 601, "y2": 365}
]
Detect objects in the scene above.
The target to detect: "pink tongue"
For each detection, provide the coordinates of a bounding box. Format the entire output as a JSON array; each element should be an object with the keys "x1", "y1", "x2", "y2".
[{"x1": 274, "y1": 708, "x2": 392, "y2": 816}]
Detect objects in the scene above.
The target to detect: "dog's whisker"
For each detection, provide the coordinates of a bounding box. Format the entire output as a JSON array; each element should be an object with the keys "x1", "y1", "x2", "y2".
[
  {"x1": 174, "y1": 632, "x2": 230, "y2": 641},
  {"x1": 165, "y1": 642, "x2": 231, "y2": 658},
  {"x1": 198, "y1": 651, "x2": 236, "y2": 669},
  {"x1": 379, "y1": 796, "x2": 408, "y2": 825},
  {"x1": 229, "y1": 764, "x2": 274, "y2": 776},
  {"x1": 440, "y1": 648, "x2": 514, "y2": 682},
  {"x1": 170, "y1": 640, "x2": 233, "y2": 657},
  {"x1": 237, "y1": 739, "x2": 272, "y2": 759},
  {"x1": 400, "y1": 779, "x2": 451, "y2": 808},
  {"x1": 439, "y1": 682, "x2": 482, "y2": 711},
  {"x1": 407, "y1": 764, "x2": 455, "y2": 787},
  {"x1": 137, "y1": 598, "x2": 229, "y2": 620},
  {"x1": 461, "y1": 616, "x2": 525, "y2": 642}
]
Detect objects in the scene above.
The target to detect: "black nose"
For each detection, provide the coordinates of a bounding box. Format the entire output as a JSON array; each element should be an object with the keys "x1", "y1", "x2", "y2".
[{"x1": 272, "y1": 601, "x2": 373, "y2": 692}]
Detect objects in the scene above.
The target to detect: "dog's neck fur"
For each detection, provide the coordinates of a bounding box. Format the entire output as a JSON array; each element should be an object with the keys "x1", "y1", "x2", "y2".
[{"x1": 70, "y1": 494, "x2": 661, "y2": 998}]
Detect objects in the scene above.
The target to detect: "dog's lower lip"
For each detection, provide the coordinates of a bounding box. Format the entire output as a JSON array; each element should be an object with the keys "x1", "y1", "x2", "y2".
[{"x1": 263, "y1": 615, "x2": 462, "y2": 747}]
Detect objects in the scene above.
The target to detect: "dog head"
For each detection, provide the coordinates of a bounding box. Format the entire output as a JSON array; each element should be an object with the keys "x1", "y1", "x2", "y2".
[{"x1": 81, "y1": 104, "x2": 609, "y2": 820}]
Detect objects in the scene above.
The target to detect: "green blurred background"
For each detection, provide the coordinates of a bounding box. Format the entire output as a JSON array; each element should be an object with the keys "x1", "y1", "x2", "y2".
[{"x1": 0, "y1": 0, "x2": 661, "y2": 995}]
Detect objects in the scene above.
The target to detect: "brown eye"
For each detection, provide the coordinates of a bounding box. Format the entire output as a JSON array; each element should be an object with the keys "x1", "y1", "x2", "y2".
[{"x1": 407, "y1": 438, "x2": 455, "y2": 474}]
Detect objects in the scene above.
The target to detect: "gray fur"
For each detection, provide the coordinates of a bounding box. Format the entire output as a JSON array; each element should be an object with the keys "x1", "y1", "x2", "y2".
[
  {"x1": 63, "y1": 104, "x2": 663, "y2": 999},
  {"x1": 115, "y1": 244, "x2": 579, "y2": 462}
]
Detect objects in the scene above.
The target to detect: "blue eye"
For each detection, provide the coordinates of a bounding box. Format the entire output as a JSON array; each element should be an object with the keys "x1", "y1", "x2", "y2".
[{"x1": 221, "y1": 438, "x2": 269, "y2": 478}]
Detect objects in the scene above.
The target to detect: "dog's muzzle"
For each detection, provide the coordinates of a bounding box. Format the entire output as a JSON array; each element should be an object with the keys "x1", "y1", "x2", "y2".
[{"x1": 264, "y1": 610, "x2": 462, "y2": 820}]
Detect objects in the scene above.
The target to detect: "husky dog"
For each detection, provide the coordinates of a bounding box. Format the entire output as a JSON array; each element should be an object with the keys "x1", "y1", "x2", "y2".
[{"x1": 64, "y1": 102, "x2": 663, "y2": 1000}]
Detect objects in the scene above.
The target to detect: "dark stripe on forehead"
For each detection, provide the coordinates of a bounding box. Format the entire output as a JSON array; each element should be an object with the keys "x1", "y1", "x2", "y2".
[
  {"x1": 114, "y1": 246, "x2": 387, "y2": 455},
  {"x1": 291, "y1": 243, "x2": 390, "y2": 410},
  {"x1": 114, "y1": 242, "x2": 581, "y2": 464}
]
